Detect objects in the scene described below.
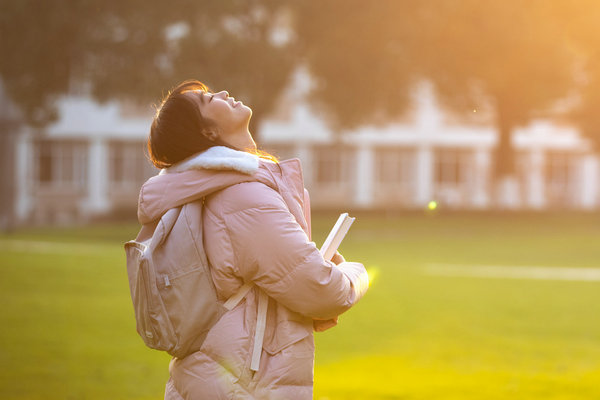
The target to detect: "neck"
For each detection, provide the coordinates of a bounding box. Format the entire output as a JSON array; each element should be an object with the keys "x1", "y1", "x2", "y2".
[{"x1": 226, "y1": 127, "x2": 257, "y2": 152}]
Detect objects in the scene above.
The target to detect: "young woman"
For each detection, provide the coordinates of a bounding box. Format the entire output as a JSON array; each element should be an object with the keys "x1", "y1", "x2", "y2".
[{"x1": 139, "y1": 80, "x2": 369, "y2": 399}]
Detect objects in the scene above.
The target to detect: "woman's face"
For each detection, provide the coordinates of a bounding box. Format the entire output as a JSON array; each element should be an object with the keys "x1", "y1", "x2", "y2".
[{"x1": 184, "y1": 90, "x2": 255, "y2": 150}]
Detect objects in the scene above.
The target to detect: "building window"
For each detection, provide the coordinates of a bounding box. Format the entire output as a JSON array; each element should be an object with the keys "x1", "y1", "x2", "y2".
[
  {"x1": 34, "y1": 140, "x2": 87, "y2": 190},
  {"x1": 375, "y1": 147, "x2": 414, "y2": 187},
  {"x1": 435, "y1": 149, "x2": 468, "y2": 185},
  {"x1": 108, "y1": 141, "x2": 152, "y2": 188},
  {"x1": 433, "y1": 148, "x2": 474, "y2": 208},
  {"x1": 515, "y1": 151, "x2": 529, "y2": 195},
  {"x1": 314, "y1": 144, "x2": 350, "y2": 185},
  {"x1": 37, "y1": 143, "x2": 53, "y2": 183},
  {"x1": 546, "y1": 152, "x2": 576, "y2": 206},
  {"x1": 547, "y1": 153, "x2": 569, "y2": 188}
]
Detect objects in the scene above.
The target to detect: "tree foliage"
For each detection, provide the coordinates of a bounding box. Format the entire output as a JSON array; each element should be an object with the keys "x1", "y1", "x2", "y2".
[
  {"x1": 0, "y1": 0, "x2": 296, "y2": 132},
  {"x1": 2, "y1": 0, "x2": 600, "y2": 174},
  {"x1": 294, "y1": 1, "x2": 588, "y2": 181},
  {"x1": 419, "y1": 0, "x2": 578, "y2": 178},
  {"x1": 559, "y1": 0, "x2": 600, "y2": 151},
  {"x1": 293, "y1": 0, "x2": 425, "y2": 129}
]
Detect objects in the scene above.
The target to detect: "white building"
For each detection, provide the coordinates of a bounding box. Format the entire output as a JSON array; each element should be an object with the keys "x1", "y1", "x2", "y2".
[
  {"x1": 260, "y1": 74, "x2": 599, "y2": 211},
  {"x1": 7, "y1": 72, "x2": 600, "y2": 225},
  {"x1": 13, "y1": 98, "x2": 155, "y2": 225}
]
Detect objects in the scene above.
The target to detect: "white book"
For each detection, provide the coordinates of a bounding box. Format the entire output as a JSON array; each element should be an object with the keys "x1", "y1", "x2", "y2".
[{"x1": 319, "y1": 213, "x2": 356, "y2": 261}]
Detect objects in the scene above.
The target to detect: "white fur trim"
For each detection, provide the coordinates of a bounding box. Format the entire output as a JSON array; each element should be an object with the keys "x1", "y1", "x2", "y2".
[{"x1": 160, "y1": 146, "x2": 259, "y2": 175}]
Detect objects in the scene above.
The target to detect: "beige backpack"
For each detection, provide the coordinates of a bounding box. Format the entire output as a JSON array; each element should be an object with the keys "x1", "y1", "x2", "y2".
[{"x1": 124, "y1": 200, "x2": 249, "y2": 359}]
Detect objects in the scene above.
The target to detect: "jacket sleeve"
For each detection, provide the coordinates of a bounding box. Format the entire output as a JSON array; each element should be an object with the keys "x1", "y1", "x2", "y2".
[{"x1": 221, "y1": 182, "x2": 369, "y2": 320}]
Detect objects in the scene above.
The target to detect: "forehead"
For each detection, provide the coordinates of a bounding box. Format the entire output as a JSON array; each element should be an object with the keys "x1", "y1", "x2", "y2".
[
  {"x1": 182, "y1": 90, "x2": 207, "y2": 105},
  {"x1": 182, "y1": 89, "x2": 205, "y2": 97}
]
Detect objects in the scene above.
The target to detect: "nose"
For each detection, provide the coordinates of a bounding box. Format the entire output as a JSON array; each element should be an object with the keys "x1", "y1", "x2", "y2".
[{"x1": 215, "y1": 90, "x2": 229, "y2": 99}]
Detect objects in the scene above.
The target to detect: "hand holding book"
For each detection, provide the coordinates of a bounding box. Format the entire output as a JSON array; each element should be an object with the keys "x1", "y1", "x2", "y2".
[
  {"x1": 314, "y1": 213, "x2": 356, "y2": 332},
  {"x1": 319, "y1": 213, "x2": 355, "y2": 261},
  {"x1": 330, "y1": 251, "x2": 345, "y2": 265}
]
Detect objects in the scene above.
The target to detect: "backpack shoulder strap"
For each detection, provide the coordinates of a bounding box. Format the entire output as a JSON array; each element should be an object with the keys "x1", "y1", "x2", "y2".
[{"x1": 147, "y1": 207, "x2": 181, "y2": 253}]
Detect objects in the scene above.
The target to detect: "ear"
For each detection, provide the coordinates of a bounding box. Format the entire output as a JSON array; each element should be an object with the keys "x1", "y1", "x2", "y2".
[{"x1": 201, "y1": 129, "x2": 219, "y2": 141}]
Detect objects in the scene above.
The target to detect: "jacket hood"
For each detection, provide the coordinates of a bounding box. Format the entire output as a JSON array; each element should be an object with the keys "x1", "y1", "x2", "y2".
[{"x1": 137, "y1": 146, "x2": 304, "y2": 225}]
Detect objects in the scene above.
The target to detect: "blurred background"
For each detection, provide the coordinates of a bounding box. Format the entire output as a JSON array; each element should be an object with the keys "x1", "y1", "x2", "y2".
[
  {"x1": 1, "y1": 1, "x2": 600, "y2": 399},
  {"x1": 2, "y1": 0, "x2": 600, "y2": 226}
]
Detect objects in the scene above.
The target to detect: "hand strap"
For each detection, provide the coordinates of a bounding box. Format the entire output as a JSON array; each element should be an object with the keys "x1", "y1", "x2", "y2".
[
  {"x1": 223, "y1": 282, "x2": 254, "y2": 310},
  {"x1": 251, "y1": 289, "x2": 268, "y2": 372}
]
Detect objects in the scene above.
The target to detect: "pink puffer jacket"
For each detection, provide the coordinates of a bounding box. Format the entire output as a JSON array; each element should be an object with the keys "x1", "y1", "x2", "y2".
[{"x1": 137, "y1": 147, "x2": 369, "y2": 400}]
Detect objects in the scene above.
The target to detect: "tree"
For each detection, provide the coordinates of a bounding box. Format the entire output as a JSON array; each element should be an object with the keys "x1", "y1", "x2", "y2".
[
  {"x1": 294, "y1": 1, "x2": 592, "y2": 207},
  {"x1": 3, "y1": 0, "x2": 599, "y2": 213},
  {"x1": 421, "y1": 0, "x2": 578, "y2": 187},
  {"x1": 292, "y1": 0, "x2": 425, "y2": 129},
  {"x1": 0, "y1": 0, "x2": 296, "y2": 230},
  {"x1": 0, "y1": 79, "x2": 21, "y2": 230},
  {"x1": 0, "y1": 0, "x2": 296, "y2": 134},
  {"x1": 559, "y1": 0, "x2": 600, "y2": 151}
]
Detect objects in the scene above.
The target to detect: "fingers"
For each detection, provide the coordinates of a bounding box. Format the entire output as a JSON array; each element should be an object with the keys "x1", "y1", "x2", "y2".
[
  {"x1": 313, "y1": 317, "x2": 339, "y2": 332},
  {"x1": 331, "y1": 251, "x2": 345, "y2": 265}
]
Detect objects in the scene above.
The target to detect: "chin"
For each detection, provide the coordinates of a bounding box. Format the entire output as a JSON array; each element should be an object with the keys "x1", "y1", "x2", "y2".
[{"x1": 241, "y1": 106, "x2": 252, "y2": 125}]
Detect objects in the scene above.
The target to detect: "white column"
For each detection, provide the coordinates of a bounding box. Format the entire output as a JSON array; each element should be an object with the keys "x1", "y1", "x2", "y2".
[
  {"x1": 354, "y1": 145, "x2": 374, "y2": 207},
  {"x1": 497, "y1": 176, "x2": 520, "y2": 209},
  {"x1": 15, "y1": 131, "x2": 33, "y2": 222},
  {"x1": 526, "y1": 149, "x2": 546, "y2": 209},
  {"x1": 415, "y1": 146, "x2": 433, "y2": 206},
  {"x1": 580, "y1": 154, "x2": 599, "y2": 210},
  {"x1": 472, "y1": 148, "x2": 491, "y2": 208},
  {"x1": 84, "y1": 137, "x2": 109, "y2": 214}
]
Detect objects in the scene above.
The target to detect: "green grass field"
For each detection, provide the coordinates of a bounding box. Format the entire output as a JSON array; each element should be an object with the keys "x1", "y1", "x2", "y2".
[{"x1": 1, "y1": 212, "x2": 599, "y2": 399}]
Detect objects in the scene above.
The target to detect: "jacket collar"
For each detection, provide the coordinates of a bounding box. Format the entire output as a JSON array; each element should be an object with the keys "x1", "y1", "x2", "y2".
[
  {"x1": 138, "y1": 146, "x2": 306, "y2": 226},
  {"x1": 160, "y1": 146, "x2": 260, "y2": 175}
]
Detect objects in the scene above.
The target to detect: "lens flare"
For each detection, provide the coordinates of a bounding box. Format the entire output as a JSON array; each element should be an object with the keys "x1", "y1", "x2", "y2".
[
  {"x1": 366, "y1": 266, "x2": 380, "y2": 287},
  {"x1": 428, "y1": 200, "x2": 438, "y2": 211}
]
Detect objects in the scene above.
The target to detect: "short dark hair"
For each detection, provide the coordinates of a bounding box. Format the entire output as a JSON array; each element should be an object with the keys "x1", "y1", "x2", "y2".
[{"x1": 147, "y1": 80, "x2": 234, "y2": 169}]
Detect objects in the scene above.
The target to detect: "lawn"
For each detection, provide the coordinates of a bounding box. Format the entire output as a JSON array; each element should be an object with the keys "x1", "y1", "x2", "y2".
[{"x1": 1, "y1": 212, "x2": 599, "y2": 399}]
